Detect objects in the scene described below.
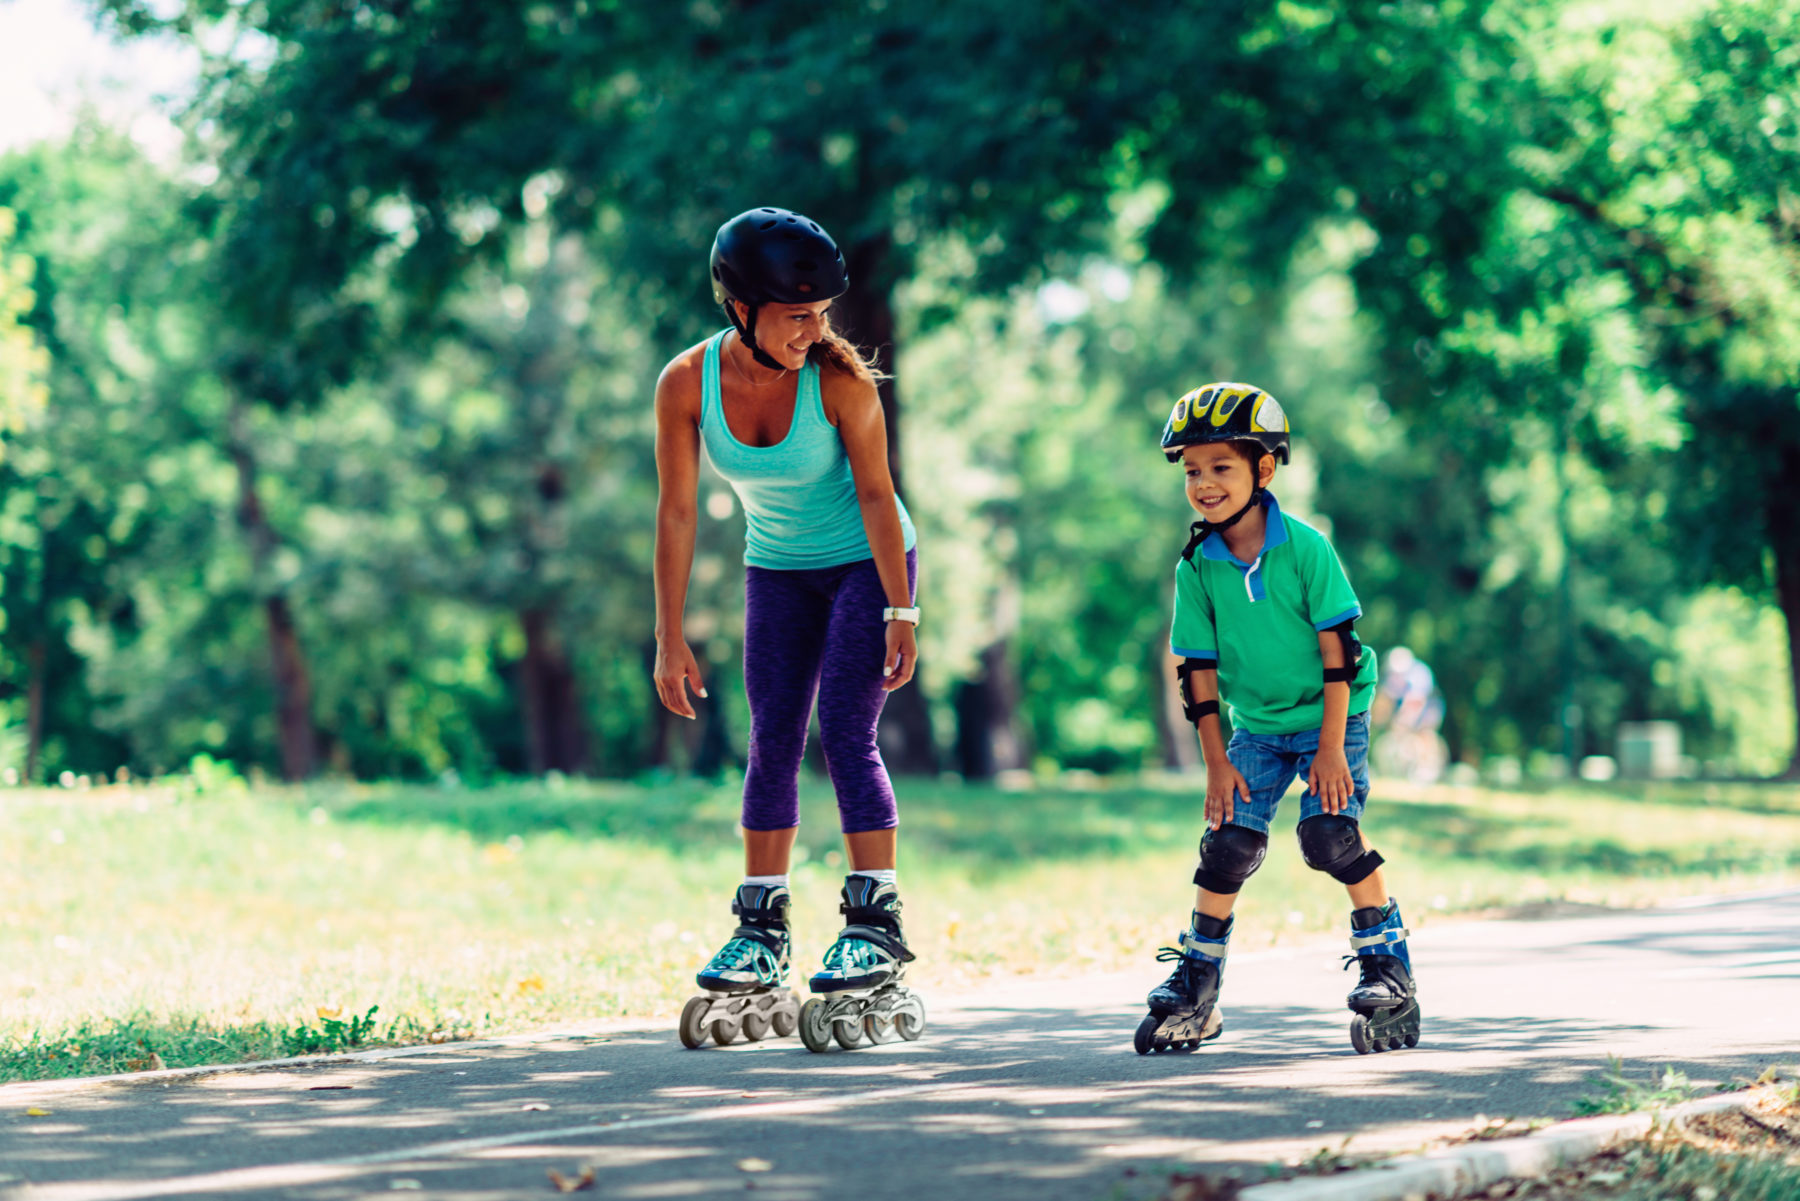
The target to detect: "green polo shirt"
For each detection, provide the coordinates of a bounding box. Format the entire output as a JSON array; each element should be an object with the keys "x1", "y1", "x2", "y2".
[{"x1": 1169, "y1": 493, "x2": 1378, "y2": 734}]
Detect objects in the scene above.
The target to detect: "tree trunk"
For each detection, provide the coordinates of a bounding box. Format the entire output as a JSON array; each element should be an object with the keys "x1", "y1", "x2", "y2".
[
  {"x1": 518, "y1": 604, "x2": 589, "y2": 775},
  {"x1": 834, "y1": 234, "x2": 905, "y2": 490},
  {"x1": 24, "y1": 636, "x2": 45, "y2": 783},
  {"x1": 835, "y1": 234, "x2": 937, "y2": 774},
  {"x1": 954, "y1": 640, "x2": 1028, "y2": 780},
  {"x1": 229, "y1": 399, "x2": 316, "y2": 781},
  {"x1": 1771, "y1": 443, "x2": 1800, "y2": 781}
]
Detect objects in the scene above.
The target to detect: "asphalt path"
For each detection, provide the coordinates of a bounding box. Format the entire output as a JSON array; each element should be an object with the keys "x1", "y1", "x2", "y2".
[{"x1": 2, "y1": 891, "x2": 1795, "y2": 1201}]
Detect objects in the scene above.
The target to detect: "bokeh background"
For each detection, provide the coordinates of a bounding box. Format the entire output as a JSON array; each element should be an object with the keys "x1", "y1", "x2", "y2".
[{"x1": 0, "y1": 0, "x2": 1796, "y2": 788}]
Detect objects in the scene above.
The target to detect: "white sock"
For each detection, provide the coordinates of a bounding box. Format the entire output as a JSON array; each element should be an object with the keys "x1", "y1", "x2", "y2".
[
  {"x1": 742, "y1": 874, "x2": 789, "y2": 889},
  {"x1": 850, "y1": 869, "x2": 897, "y2": 886}
]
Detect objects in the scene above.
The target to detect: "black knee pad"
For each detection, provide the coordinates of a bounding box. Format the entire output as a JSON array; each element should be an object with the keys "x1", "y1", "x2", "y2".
[
  {"x1": 1193, "y1": 825, "x2": 1268, "y2": 894},
  {"x1": 1297, "y1": 814, "x2": 1384, "y2": 885}
]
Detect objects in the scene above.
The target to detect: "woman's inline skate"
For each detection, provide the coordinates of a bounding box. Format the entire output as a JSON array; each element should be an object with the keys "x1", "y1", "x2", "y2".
[
  {"x1": 799, "y1": 875, "x2": 926, "y2": 1052},
  {"x1": 1344, "y1": 898, "x2": 1420, "y2": 1053},
  {"x1": 678, "y1": 883, "x2": 801, "y2": 1048},
  {"x1": 1135, "y1": 912, "x2": 1229, "y2": 1054}
]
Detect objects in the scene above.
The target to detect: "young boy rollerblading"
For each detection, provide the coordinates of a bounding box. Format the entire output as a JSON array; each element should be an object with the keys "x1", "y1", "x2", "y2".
[{"x1": 1136, "y1": 382, "x2": 1420, "y2": 1056}]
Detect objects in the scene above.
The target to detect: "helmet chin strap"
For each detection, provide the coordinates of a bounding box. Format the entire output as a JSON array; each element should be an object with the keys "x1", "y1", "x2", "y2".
[
  {"x1": 1180, "y1": 488, "x2": 1265, "y2": 564},
  {"x1": 724, "y1": 302, "x2": 788, "y2": 371},
  {"x1": 1210, "y1": 488, "x2": 1263, "y2": 534}
]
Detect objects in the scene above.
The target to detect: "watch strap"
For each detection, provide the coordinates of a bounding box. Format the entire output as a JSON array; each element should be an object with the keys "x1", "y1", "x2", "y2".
[{"x1": 883, "y1": 606, "x2": 921, "y2": 626}]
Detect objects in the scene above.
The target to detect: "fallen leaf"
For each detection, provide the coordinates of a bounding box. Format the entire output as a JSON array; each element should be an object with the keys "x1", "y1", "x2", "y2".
[
  {"x1": 316, "y1": 1006, "x2": 343, "y2": 1020},
  {"x1": 735, "y1": 1158, "x2": 772, "y2": 1173},
  {"x1": 547, "y1": 1166, "x2": 596, "y2": 1193},
  {"x1": 124, "y1": 1052, "x2": 167, "y2": 1073},
  {"x1": 516, "y1": 974, "x2": 547, "y2": 995},
  {"x1": 521, "y1": 1102, "x2": 551, "y2": 1112},
  {"x1": 24, "y1": 1108, "x2": 51, "y2": 1117}
]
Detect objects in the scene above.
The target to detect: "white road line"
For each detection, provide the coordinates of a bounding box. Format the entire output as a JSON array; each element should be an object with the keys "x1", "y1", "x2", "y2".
[{"x1": 7, "y1": 1080, "x2": 975, "y2": 1201}]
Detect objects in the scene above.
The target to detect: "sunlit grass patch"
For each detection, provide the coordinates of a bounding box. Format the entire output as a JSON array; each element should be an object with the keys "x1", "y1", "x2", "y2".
[{"x1": 2, "y1": 773, "x2": 1796, "y2": 1082}]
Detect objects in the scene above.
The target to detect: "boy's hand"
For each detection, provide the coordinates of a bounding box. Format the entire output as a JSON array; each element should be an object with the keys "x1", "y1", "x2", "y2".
[
  {"x1": 1309, "y1": 745, "x2": 1354, "y2": 814},
  {"x1": 1206, "y1": 761, "x2": 1251, "y2": 830}
]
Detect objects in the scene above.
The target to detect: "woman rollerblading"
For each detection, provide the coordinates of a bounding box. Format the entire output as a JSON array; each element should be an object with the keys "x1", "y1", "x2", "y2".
[{"x1": 652, "y1": 207, "x2": 925, "y2": 1051}]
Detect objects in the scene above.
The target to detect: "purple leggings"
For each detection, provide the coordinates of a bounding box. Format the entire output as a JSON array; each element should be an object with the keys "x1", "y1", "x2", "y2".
[{"x1": 741, "y1": 549, "x2": 916, "y2": 833}]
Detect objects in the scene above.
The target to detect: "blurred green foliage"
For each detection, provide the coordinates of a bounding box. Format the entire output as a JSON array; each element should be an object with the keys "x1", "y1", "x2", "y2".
[{"x1": 0, "y1": 0, "x2": 1793, "y2": 782}]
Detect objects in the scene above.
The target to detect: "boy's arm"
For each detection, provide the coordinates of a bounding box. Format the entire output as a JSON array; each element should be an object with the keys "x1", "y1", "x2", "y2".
[
  {"x1": 1311, "y1": 631, "x2": 1353, "y2": 812},
  {"x1": 1181, "y1": 661, "x2": 1250, "y2": 829},
  {"x1": 1184, "y1": 662, "x2": 1230, "y2": 768}
]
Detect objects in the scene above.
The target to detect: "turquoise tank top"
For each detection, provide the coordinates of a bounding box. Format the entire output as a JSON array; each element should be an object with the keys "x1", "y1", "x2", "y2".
[{"x1": 700, "y1": 330, "x2": 917, "y2": 570}]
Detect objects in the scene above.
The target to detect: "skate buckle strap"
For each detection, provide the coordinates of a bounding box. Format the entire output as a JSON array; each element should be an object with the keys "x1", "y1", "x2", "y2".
[
  {"x1": 1349, "y1": 925, "x2": 1410, "y2": 952},
  {"x1": 838, "y1": 922, "x2": 917, "y2": 963},
  {"x1": 1177, "y1": 928, "x2": 1230, "y2": 960}
]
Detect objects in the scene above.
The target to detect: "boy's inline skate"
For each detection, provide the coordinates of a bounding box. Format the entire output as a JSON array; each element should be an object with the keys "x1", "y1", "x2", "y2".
[
  {"x1": 799, "y1": 876, "x2": 926, "y2": 1052},
  {"x1": 1344, "y1": 898, "x2": 1420, "y2": 1054},
  {"x1": 678, "y1": 883, "x2": 801, "y2": 1048},
  {"x1": 1135, "y1": 913, "x2": 1229, "y2": 1054}
]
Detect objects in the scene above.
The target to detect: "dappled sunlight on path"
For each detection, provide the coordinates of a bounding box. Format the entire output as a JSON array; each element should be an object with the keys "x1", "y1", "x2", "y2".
[{"x1": 1, "y1": 892, "x2": 1794, "y2": 1200}]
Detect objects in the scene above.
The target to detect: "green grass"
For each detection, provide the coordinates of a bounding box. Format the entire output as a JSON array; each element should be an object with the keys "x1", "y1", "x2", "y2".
[
  {"x1": 1572, "y1": 1056, "x2": 1705, "y2": 1116},
  {"x1": 2, "y1": 772, "x2": 1797, "y2": 1082}
]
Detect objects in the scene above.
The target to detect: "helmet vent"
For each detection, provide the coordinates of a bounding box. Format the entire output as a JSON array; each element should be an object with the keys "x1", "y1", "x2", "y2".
[
  {"x1": 808, "y1": 221, "x2": 821, "y2": 232},
  {"x1": 758, "y1": 220, "x2": 777, "y2": 230}
]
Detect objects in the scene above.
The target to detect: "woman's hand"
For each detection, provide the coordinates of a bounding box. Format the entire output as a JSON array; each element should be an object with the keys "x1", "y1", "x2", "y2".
[
  {"x1": 653, "y1": 637, "x2": 707, "y2": 719},
  {"x1": 882, "y1": 620, "x2": 918, "y2": 692}
]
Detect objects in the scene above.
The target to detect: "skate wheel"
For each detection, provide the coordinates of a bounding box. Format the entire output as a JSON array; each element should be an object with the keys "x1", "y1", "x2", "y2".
[
  {"x1": 862, "y1": 1015, "x2": 889, "y2": 1045},
  {"x1": 711, "y1": 1015, "x2": 741, "y2": 1046},
  {"x1": 798, "y1": 998, "x2": 833, "y2": 1053},
  {"x1": 1349, "y1": 1015, "x2": 1373, "y2": 1055},
  {"x1": 895, "y1": 996, "x2": 926, "y2": 1042},
  {"x1": 742, "y1": 1011, "x2": 771, "y2": 1042},
  {"x1": 1403, "y1": 1030, "x2": 1419, "y2": 1049},
  {"x1": 833, "y1": 1015, "x2": 866, "y2": 1050},
  {"x1": 679, "y1": 996, "x2": 711, "y2": 1050},
  {"x1": 772, "y1": 1001, "x2": 799, "y2": 1039},
  {"x1": 1133, "y1": 1013, "x2": 1161, "y2": 1056}
]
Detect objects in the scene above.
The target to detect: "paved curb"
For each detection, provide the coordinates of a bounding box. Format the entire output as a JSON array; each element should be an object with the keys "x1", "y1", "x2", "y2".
[{"x1": 1238, "y1": 1088, "x2": 1774, "y2": 1201}]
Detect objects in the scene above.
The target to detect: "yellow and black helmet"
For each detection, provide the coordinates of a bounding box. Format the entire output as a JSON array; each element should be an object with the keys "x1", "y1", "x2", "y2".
[{"x1": 1160, "y1": 382, "x2": 1290, "y2": 464}]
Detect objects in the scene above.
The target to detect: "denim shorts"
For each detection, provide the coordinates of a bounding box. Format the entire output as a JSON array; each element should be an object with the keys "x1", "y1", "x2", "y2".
[{"x1": 1222, "y1": 712, "x2": 1371, "y2": 835}]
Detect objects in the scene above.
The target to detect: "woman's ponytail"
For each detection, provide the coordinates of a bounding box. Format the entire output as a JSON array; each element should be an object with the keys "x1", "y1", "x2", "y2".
[{"x1": 807, "y1": 318, "x2": 887, "y2": 386}]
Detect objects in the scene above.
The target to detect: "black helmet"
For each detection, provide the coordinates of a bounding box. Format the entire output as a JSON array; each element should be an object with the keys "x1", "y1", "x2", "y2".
[
  {"x1": 712, "y1": 208, "x2": 849, "y2": 304},
  {"x1": 1160, "y1": 382, "x2": 1290, "y2": 465}
]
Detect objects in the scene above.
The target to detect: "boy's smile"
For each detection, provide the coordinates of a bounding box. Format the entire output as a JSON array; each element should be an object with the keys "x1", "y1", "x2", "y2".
[{"x1": 1182, "y1": 443, "x2": 1261, "y2": 519}]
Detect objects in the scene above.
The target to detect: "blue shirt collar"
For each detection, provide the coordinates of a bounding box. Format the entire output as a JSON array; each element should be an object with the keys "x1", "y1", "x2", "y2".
[{"x1": 1199, "y1": 491, "x2": 1288, "y2": 568}]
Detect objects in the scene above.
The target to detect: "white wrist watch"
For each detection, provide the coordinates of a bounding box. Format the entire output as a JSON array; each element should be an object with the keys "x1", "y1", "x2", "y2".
[{"x1": 883, "y1": 606, "x2": 922, "y2": 626}]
